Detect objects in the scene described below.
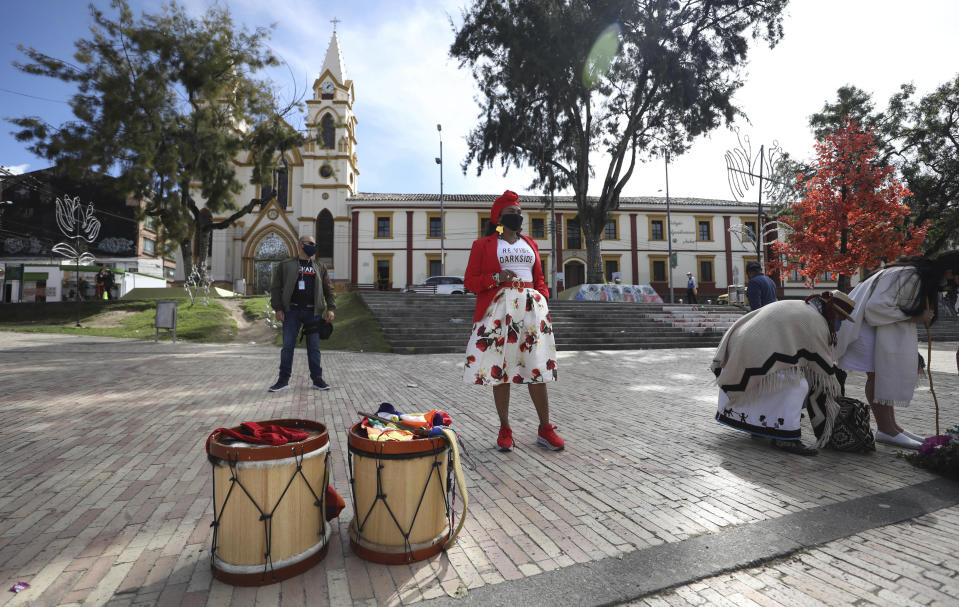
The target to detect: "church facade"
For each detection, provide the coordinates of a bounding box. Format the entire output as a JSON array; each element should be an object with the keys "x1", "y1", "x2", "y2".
[{"x1": 194, "y1": 33, "x2": 827, "y2": 300}]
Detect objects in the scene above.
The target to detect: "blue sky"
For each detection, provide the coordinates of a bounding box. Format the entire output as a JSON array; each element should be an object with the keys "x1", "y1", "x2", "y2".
[{"x1": 2, "y1": 0, "x2": 959, "y2": 201}]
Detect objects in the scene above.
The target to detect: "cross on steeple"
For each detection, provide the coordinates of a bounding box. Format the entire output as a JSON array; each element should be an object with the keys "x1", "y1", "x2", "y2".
[{"x1": 330, "y1": 17, "x2": 341, "y2": 32}]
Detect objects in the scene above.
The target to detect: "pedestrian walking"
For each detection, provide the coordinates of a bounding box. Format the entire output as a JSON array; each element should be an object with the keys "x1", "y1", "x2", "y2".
[
  {"x1": 686, "y1": 271, "x2": 698, "y2": 303},
  {"x1": 463, "y1": 190, "x2": 563, "y2": 452}
]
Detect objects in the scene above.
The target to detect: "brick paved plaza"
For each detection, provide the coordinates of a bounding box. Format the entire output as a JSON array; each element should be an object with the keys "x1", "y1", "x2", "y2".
[{"x1": 1, "y1": 333, "x2": 958, "y2": 606}]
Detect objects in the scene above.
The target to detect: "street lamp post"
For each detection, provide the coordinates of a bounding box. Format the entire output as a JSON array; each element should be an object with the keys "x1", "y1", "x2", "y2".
[
  {"x1": 665, "y1": 152, "x2": 674, "y2": 303},
  {"x1": 435, "y1": 124, "x2": 445, "y2": 275}
]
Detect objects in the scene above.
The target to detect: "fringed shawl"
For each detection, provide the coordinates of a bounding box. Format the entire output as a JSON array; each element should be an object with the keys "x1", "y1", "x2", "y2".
[{"x1": 711, "y1": 300, "x2": 843, "y2": 446}]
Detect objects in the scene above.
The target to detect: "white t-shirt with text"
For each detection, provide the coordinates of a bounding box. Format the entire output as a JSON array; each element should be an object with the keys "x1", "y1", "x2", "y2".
[{"x1": 497, "y1": 237, "x2": 535, "y2": 281}]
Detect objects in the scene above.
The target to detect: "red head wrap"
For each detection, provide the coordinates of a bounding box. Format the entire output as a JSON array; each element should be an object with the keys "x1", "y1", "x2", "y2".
[{"x1": 490, "y1": 190, "x2": 520, "y2": 223}]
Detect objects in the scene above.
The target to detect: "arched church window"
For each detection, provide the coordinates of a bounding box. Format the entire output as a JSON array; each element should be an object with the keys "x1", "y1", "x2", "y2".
[
  {"x1": 315, "y1": 210, "x2": 334, "y2": 260},
  {"x1": 321, "y1": 114, "x2": 335, "y2": 149},
  {"x1": 253, "y1": 232, "x2": 291, "y2": 294},
  {"x1": 261, "y1": 155, "x2": 289, "y2": 209}
]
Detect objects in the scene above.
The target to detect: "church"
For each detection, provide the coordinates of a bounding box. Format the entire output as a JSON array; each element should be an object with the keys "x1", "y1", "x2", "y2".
[{"x1": 194, "y1": 32, "x2": 813, "y2": 301}]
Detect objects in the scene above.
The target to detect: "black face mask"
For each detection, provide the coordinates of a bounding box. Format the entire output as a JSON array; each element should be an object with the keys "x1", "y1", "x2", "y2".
[
  {"x1": 499, "y1": 213, "x2": 523, "y2": 232},
  {"x1": 302, "y1": 243, "x2": 317, "y2": 256}
]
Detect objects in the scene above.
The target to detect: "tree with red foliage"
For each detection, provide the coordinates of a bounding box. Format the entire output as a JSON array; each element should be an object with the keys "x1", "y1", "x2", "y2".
[{"x1": 771, "y1": 119, "x2": 926, "y2": 292}]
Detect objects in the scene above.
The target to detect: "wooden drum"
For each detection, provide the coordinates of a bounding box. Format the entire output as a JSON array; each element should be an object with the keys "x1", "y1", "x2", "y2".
[
  {"x1": 348, "y1": 423, "x2": 452, "y2": 564},
  {"x1": 207, "y1": 419, "x2": 330, "y2": 586}
]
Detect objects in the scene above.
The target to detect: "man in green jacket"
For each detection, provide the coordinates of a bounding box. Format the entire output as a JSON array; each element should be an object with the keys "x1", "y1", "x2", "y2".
[{"x1": 268, "y1": 234, "x2": 336, "y2": 391}]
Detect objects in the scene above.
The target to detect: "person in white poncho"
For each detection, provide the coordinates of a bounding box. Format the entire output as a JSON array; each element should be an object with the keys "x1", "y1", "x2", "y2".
[
  {"x1": 713, "y1": 291, "x2": 856, "y2": 456},
  {"x1": 835, "y1": 252, "x2": 959, "y2": 449}
]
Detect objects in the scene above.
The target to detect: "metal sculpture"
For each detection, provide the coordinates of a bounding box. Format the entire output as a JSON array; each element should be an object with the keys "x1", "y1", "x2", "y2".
[
  {"x1": 53, "y1": 195, "x2": 100, "y2": 326},
  {"x1": 724, "y1": 129, "x2": 790, "y2": 268},
  {"x1": 185, "y1": 263, "x2": 214, "y2": 307}
]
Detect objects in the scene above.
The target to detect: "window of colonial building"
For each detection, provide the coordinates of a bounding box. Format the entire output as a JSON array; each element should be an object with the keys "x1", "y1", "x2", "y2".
[
  {"x1": 649, "y1": 216, "x2": 665, "y2": 241},
  {"x1": 427, "y1": 213, "x2": 443, "y2": 239},
  {"x1": 697, "y1": 256, "x2": 715, "y2": 283},
  {"x1": 478, "y1": 216, "x2": 491, "y2": 238},
  {"x1": 426, "y1": 253, "x2": 442, "y2": 278},
  {"x1": 649, "y1": 256, "x2": 668, "y2": 283},
  {"x1": 530, "y1": 214, "x2": 546, "y2": 239},
  {"x1": 741, "y1": 217, "x2": 758, "y2": 243},
  {"x1": 603, "y1": 255, "x2": 620, "y2": 282},
  {"x1": 696, "y1": 216, "x2": 713, "y2": 241},
  {"x1": 566, "y1": 216, "x2": 582, "y2": 250},
  {"x1": 604, "y1": 218, "x2": 618, "y2": 240},
  {"x1": 375, "y1": 213, "x2": 392, "y2": 239}
]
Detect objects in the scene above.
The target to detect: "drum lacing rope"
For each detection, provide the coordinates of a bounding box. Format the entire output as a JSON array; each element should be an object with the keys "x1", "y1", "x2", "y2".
[{"x1": 210, "y1": 448, "x2": 326, "y2": 582}]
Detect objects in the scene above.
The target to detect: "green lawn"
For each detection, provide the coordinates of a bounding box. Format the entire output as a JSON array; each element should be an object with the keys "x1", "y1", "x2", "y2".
[
  {"x1": 0, "y1": 297, "x2": 236, "y2": 343},
  {"x1": 243, "y1": 292, "x2": 390, "y2": 352},
  {"x1": 0, "y1": 291, "x2": 389, "y2": 350}
]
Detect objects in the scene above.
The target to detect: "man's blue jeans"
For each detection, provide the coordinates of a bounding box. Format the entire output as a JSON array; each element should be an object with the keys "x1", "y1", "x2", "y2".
[{"x1": 279, "y1": 308, "x2": 323, "y2": 380}]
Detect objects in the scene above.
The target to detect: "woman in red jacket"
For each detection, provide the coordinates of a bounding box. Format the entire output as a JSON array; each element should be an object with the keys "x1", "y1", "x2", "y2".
[{"x1": 463, "y1": 190, "x2": 563, "y2": 452}]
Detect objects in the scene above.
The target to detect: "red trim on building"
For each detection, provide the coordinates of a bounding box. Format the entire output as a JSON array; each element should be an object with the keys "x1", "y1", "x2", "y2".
[
  {"x1": 723, "y1": 215, "x2": 733, "y2": 288},
  {"x1": 406, "y1": 211, "x2": 413, "y2": 286},
  {"x1": 555, "y1": 212, "x2": 564, "y2": 291},
  {"x1": 630, "y1": 213, "x2": 639, "y2": 284}
]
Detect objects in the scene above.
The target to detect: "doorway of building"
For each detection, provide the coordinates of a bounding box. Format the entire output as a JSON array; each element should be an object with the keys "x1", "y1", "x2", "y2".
[
  {"x1": 252, "y1": 232, "x2": 291, "y2": 294},
  {"x1": 563, "y1": 260, "x2": 585, "y2": 289},
  {"x1": 315, "y1": 209, "x2": 334, "y2": 266}
]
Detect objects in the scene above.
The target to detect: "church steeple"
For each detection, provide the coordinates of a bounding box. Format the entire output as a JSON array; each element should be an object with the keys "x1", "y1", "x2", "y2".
[
  {"x1": 321, "y1": 32, "x2": 347, "y2": 85},
  {"x1": 306, "y1": 30, "x2": 358, "y2": 200}
]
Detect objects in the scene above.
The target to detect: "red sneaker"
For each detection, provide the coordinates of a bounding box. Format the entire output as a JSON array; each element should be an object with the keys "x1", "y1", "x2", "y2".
[
  {"x1": 537, "y1": 424, "x2": 565, "y2": 451},
  {"x1": 497, "y1": 426, "x2": 514, "y2": 452}
]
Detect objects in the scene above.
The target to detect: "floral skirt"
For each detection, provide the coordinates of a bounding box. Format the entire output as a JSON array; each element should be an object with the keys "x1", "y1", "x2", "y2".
[{"x1": 463, "y1": 287, "x2": 557, "y2": 385}]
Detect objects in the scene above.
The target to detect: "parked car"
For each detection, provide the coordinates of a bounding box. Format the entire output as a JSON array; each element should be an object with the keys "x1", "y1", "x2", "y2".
[{"x1": 402, "y1": 276, "x2": 467, "y2": 295}]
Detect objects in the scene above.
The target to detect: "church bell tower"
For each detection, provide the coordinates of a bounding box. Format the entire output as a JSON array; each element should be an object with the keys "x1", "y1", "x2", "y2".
[{"x1": 302, "y1": 29, "x2": 358, "y2": 273}]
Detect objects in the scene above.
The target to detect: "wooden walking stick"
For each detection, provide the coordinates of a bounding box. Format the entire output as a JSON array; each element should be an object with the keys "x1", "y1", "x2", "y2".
[{"x1": 924, "y1": 301, "x2": 941, "y2": 435}]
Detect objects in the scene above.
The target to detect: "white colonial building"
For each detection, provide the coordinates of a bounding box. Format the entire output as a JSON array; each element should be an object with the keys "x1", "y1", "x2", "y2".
[{"x1": 192, "y1": 33, "x2": 835, "y2": 301}]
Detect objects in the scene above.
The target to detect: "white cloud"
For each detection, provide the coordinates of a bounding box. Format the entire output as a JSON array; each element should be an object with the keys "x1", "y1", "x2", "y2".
[{"x1": 0, "y1": 164, "x2": 29, "y2": 176}]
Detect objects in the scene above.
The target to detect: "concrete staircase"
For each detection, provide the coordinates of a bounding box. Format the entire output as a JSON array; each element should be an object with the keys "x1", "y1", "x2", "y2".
[
  {"x1": 645, "y1": 306, "x2": 744, "y2": 334},
  {"x1": 919, "y1": 315, "x2": 959, "y2": 342},
  {"x1": 358, "y1": 291, "x2": 740, "y2": 354}
]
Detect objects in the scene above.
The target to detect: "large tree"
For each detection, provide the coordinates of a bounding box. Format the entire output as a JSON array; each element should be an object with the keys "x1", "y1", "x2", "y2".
[
  {"x1": 9, "y1": 0, "x2": 303, "y2": 274},
  {"x1": 451, "y1": 0, "x2": 788, "y2": 282},
  {"x1": 771, "y1": 119, "x2": 925, "y2": 291},
  {"x1": 808, "y1": 79, "x2": 959, "y2": 255},
  {"x1": 893, "y1": 76, "x2": 959, "y2": 254}
]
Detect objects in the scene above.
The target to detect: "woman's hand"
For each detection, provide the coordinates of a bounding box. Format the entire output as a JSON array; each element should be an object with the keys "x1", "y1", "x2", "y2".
[
  {"x1": 915, "y1": 308, "x2": 935, "y2": 324},
  {"x1": 497, "y1": 270, "x2": 517, "y2": 284}
]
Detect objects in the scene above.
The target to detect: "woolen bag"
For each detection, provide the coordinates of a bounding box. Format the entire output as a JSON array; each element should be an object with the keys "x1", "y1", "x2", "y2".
[{"x1": 827, "y1": 396, "x2": 876, "y2": 452}]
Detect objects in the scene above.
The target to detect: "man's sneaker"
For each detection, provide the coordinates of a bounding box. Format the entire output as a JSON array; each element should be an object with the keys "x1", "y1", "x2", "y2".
[
  {"x1": 497, "y1": 426, "x2": 514, "y2": 452},
  {"x1": 268, "y1": 378, "x2": 290, "y2": 392},
  {"x1": 311, "y1": 377, "x2": 331, "y2": 391},
  {"x1": 537, "y1": 424, "x2": 565, "y2": 451}
]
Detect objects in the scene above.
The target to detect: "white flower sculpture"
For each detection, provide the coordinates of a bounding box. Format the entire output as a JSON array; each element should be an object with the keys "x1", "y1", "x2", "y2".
[
  {"x1": 53, "y1": 195, "x2": 100, "y2": 266},
  {"x1": 184, "y1": 264, "x2": 214, "y2": 306}
]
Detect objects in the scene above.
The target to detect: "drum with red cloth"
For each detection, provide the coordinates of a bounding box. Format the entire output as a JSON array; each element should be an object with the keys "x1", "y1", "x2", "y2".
[
  {"x1": 206, "y1": 419, "x2": 331, "y2": 586},
  {"x1": 347, "y1": 422, "x2": 454, "y2": 564}
]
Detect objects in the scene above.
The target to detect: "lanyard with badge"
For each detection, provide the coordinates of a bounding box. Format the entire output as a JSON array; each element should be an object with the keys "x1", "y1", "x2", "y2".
[{"x1": 298, "y1": 260, "x2": 313, "y2": 291}]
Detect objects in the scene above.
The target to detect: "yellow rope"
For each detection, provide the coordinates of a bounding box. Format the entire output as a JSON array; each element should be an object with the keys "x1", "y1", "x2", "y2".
[{"x1": 441, "y1": 428, "x2": 468, "y2": 550}]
